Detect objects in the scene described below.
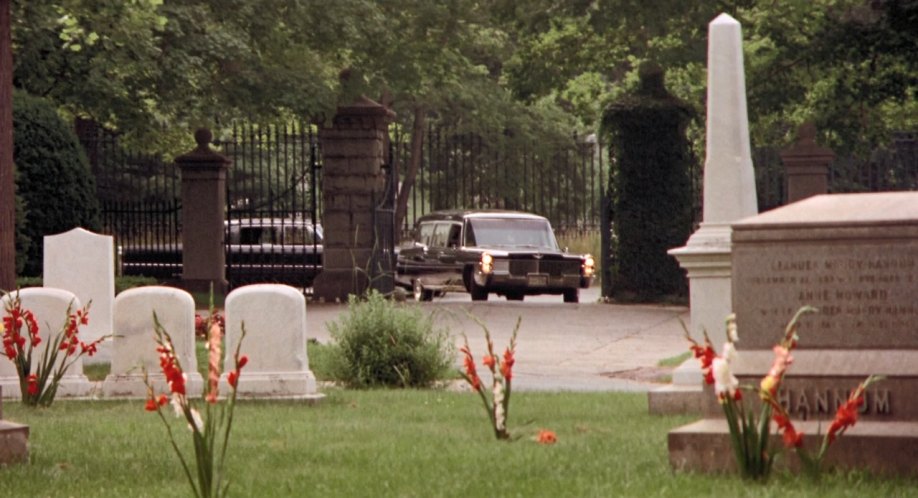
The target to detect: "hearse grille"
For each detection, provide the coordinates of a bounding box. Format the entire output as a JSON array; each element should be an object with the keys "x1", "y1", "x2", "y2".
[{"x1": 508, "y1": 259, "x2": 580, "y2": 277}]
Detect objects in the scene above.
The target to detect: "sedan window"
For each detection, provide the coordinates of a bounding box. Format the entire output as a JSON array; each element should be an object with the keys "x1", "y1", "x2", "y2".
[{"x1": 467, "y1": 218, "x2": 559, "y2": 250}]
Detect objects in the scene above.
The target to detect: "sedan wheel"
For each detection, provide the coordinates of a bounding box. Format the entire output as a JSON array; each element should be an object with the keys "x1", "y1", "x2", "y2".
[{"x1": 414, "y1": 280, "x2": 433, "y2": 302}]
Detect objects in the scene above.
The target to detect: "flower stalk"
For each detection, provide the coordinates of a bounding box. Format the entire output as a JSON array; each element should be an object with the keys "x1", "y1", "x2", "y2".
[
  {"x1": 144, "y1": 303, "x2": 247, "y2": 498},
  {"x1": 1, "y1": 290, "x2": 106, "y2": 407},
  {"x1": 459, "y1": 316, "x2": 519, "y2": 440},
  {"x1": 686, "y1": 306, "x2": 881, "y2": 479}
]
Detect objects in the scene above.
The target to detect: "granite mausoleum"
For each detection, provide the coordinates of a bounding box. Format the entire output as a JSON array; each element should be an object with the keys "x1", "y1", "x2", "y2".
[{"x1": 669, "y1": 192, "x2": 918, "y2": 475}]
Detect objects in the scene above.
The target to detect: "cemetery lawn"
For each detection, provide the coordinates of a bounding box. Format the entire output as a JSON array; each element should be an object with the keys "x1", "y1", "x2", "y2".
[{"x1": 1, "y1": 390, "x2": 914, "y2": 497}]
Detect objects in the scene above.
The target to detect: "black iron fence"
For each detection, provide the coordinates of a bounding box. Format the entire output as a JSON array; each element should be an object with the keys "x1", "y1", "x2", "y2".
[
  {"x1": 215, "y1": 122, "x2": 323, "y2": 288},
  {"x1": 80, "y1": 116, "x2": 917, "y2": 290},
  {"x1": 392, "y1": 126, "x2": 607, "y2": 237}
]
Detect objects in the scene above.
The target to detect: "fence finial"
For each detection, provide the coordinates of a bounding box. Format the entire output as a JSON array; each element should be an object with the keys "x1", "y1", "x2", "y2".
[{"x1": 194, "y1": 128, "x2": 214, "y2": 152}]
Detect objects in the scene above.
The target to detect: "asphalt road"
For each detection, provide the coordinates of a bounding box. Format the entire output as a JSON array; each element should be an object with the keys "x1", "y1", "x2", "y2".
[{"x1": 306, "y1": 286, "x2": 690, "y2": 392}]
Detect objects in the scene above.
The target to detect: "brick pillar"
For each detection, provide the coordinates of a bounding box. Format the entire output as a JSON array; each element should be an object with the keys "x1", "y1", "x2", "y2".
[
  {"x1": 312, "y1": 96, "x2": 395, "y2": 302},
  {"x1": 176, "y1": 128, "x2": 230, "y2": 295},
  {"x1": 781, "y1": 122, "x2": 834, "y2": 204}
]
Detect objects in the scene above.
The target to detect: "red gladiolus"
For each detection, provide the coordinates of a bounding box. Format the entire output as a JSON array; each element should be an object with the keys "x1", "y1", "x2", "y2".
[
  {"x1": 827, "y1": 394, "x2": 864, "y2": 444},
  {"x1": 237, "y1": 355, "x2": 248, "y2": 369},
  {"x1": 500, "y1": 347, "x2": 515, "y2": 381},
  {"x1": 460, "y1": 345, "x2": 481, "y2": 391},
  {"x1": 158, "y1": 394, "x2": 168, "y2": 406},
  {"x1": 537, "y1": 429, "x2": 557, "y2": 445},
  {"x1": 482, "y1": 354, "x2": 496, "y2": 369},
  {"x1": 689, "y1": 342, "x2": 716, "y2": 385},
  {"x1": 145, "y1": 397, "x2": 158, "y2": 411},
  {"x1": 27, "y1": 374, "x2": 39, "y2": 396},
  {"x1": 773, "y1": 412, "x2": 803, "y2": 448},
  {"x1": 227, "y1": 370, "x2": 239, "y2": 388}
]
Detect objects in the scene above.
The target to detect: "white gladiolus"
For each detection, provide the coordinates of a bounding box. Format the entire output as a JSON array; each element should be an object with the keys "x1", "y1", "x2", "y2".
[
  {"x1": 712, "y1": 357, "x2": 739, "y2": 399},
  {"x1": 493, "y1": 381, "x2": 506, "y2": 432},
  {"x1": 171, "y1": 393, "x2": 184, "y2": 418},
  {"x1": 722, "y1": 342, "x2": 738, "y2": 363},
  {"x1": 189, "y1": 408, "x2": 204, "y2": 432},
  {"x1": 726, "y1": 314, "x2": 739, "y2": 343}
]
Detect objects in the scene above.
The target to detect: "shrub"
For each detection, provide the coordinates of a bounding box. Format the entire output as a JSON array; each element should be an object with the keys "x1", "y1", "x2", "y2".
[
  {"x1": 14, "y1": 92, "x2": 100, "y2": 276},
  {"x1": 601, "y1": 63, "x2": 694, "y2": 302},
  {"x1": 326, "y1": 290, "x2": 453, "y2": 388}
]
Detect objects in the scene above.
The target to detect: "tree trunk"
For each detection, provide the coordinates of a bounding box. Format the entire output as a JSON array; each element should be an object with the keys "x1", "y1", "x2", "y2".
[
  {"x1": 0, "y1": 0, "x2": 16, "y2": 291},
  {"x1": 395, "y1": 106, "x2": 426, "y2": 231}
]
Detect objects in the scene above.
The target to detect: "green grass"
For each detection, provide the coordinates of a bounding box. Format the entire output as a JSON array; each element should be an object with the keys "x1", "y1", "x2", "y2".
[
  {"x1": 657, "y1": 351, "x2": 691, "y2": 368},
  {"x1": 0, "y1": 391, "x2": 914, "y2": 497}
]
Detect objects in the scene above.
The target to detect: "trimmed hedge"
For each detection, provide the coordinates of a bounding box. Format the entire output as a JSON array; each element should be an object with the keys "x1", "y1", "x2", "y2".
[
  {"x1": 601, "y1": 64, "x2": 694, "y2": 302},
  {"x1": 14, "y1": 92, "x2": 100, "y2": 276}
]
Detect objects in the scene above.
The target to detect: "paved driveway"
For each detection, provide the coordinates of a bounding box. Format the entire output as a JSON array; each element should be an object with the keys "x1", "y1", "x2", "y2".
[{"x1": 306, "y1": 286, "x2": 690, "y2": 392}]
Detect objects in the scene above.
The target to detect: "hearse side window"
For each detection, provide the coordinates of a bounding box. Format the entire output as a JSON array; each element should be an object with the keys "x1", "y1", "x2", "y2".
[
  {"x1": 446, "y1": 224, "x2": 462, "y2": 248},
  {"x1": 429, "y1": 223, "x2": 451, "y2": 248},
  {"x1": 418, "y1": 222, "x2": 436, "y2": 246},
  {"x1": 464, "y1": 221, "x2": 477, "y2": 247}
]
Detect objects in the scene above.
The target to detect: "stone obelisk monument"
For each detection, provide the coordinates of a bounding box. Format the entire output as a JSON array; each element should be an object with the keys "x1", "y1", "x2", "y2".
[{"x1": 651, "y1": 13, "x2": 759, "y2": 414}]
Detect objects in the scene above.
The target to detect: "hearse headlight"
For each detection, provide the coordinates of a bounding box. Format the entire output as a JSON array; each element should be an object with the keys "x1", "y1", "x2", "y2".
[
  {"x1": 582, "y1": 255, "x2": 595, "y2": 277},
  {"x1": 480, "y1": 252, "x2": 494, "y2": 274}
]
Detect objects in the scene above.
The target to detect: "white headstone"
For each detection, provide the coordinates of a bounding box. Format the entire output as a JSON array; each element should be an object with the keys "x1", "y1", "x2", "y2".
[
  {"x1": 43, "y1": 228, "x2": 115, "y2": 363},
  {"x1": 103, "y1": 286, "x2": 203, "y2": 397},
  {"x1": 221, "y1": 284, "x2": 322, "y2": 400},
  {"x1": 0, "y1": 288, "x2": 93, "y2": 398}
]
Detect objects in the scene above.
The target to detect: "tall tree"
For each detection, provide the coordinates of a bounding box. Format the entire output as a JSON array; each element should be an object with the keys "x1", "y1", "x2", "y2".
[{"x1": 0, "y1": 0, "x2": 14, "y2": 290}]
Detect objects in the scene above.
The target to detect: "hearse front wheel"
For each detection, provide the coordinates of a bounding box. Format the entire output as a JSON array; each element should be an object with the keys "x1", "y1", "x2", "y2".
[
  {"x1": 469, "y1": 277, "x2": 489, "y2": 301},
  {"x1": 563, "y1": 288, "x2": 579, "y2": 303}
]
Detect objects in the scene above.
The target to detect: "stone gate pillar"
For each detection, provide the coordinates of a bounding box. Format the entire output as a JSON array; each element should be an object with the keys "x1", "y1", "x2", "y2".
[
  {"x1": 313, "y1": 97, "x2": 395, "y2": 302},
  {"x1": 176, "y1": 128, "x2": 230, "y2": 295},
  {"x1": 781, "y1": 122, "x2": 834, "y2": 203}
]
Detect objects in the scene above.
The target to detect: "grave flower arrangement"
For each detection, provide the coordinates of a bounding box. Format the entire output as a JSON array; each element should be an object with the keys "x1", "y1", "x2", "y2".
[
  {"x1": 144, "y1": 307, "x2": 247, "y2": 498},
  {"x1": 687, "y1": 306, "x2": 881, "y2": 479},
  {"x1": 0, "y1": 290, "x2": 105, "y2": 407},
  {"x1": 459, "y1": 316, "x2": 519, "y2": 440}
]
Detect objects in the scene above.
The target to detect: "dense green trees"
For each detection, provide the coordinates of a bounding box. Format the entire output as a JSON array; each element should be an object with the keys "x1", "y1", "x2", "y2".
[
  {"x1": 5, "y1": 1, "x2": 916, "y2": 277},
  {"x1": 10, "y1": 1, "x2": 915, "y2": 155}
]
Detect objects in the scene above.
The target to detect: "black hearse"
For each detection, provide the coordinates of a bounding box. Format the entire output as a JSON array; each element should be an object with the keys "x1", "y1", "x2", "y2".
[{"x1": 395, "y1": 210, "x2": 594, "y2": 303}]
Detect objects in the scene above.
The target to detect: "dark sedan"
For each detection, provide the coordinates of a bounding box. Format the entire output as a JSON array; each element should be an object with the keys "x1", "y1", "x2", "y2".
[{"x1": 396, "y1": 210, "x2": 594, "y2": 303}]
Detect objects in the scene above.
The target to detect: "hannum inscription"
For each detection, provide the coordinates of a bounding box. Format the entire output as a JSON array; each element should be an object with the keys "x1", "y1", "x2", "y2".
[
  {"x1": 734, "y1": 245, "x2": 918, "y2": 348},
  {"x1": 774, "y1": 387, "x2": 891, "y2": 420}
]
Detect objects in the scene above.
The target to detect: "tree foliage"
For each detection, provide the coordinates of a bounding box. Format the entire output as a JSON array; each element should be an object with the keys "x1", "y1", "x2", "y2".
[{"x1": 13, "y1": 91, "x2": 100, "y2": 276}]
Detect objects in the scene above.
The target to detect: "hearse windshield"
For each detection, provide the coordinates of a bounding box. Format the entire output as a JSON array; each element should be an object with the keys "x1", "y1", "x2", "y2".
[{"x1": 466, "y1": 218, "x2": 559, "y2": 250}]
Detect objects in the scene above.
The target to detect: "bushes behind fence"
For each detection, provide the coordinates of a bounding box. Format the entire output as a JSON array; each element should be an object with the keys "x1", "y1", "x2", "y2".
[{"x1": 14, "y1": 92, "x2": 101, "y2": 276}]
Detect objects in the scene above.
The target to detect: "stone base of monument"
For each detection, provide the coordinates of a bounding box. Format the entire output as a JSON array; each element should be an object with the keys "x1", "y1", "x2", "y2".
[
  {"x1": 0, "y1": 421, "x2": 29, "y2": 465},
  {"x1": 221, "y1": 371, "x2": 325, "y2": 403},
  {"x1": 102, "y1": 372, "x2": 204, "y2": 398},
  {"x1": 669, "y1": 419, "x2": 918, "y2": 475},
  {"x1": 649, "y1": 385, "x2": 705, "y2": 415},
  {"x1": 649, "y1": 360, "x2": 705, "y2": 415}
]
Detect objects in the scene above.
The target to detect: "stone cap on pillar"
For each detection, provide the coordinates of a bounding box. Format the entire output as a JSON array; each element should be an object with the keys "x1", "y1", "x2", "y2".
[
  {"x1": 330, "y1": 96, "x2": 396, "y2": 131},
  {"x1": 780, "y1": 122, "x2": 836, "y2": 164},
  {"x1": 175, "y1": 128, "x2": 231, "y2": 168}
]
